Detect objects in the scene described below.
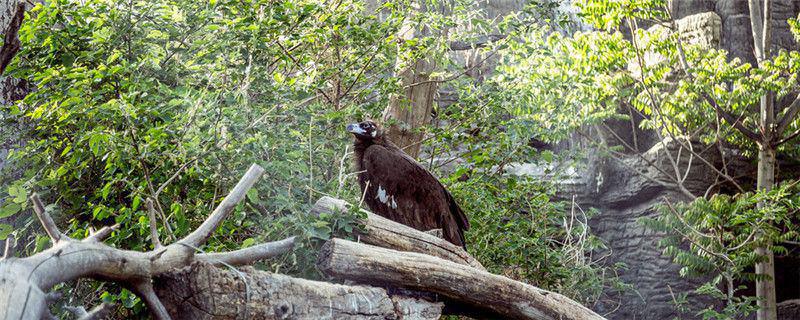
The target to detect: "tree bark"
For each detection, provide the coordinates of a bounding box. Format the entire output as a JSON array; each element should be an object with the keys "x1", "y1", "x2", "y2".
[
  {"x1": 311, "y1": 196, "x2": 485, "y2": 270},
  {"x1": 0, "y1": 2, "x2": 23, "y2": 75},
  {"x1": 750, "y1": 0, "x2": 778, "y2": 319},
  {"x1": 154, "y1": 261, "x2": 443, "y2": 320},
  {"x1": 381, "y1": 1, "x2": 439, "y2": 158},
  {"x1": 317, "y1": 238, "x2": 606, "y2": 320}
]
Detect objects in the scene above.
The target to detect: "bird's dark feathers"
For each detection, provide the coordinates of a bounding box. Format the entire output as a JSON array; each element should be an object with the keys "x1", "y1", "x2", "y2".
[{"x1": 349, "y1": 121, "x2": 469, "y2": 248}]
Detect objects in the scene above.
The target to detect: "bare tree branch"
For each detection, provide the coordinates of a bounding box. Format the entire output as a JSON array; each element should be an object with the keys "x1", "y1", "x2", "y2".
[
  {"x1": 180, "y1": 164, "x2": 264, "y2": 247},
  {"x1": 198, "y1": 236, "x2": 295, "y2": 266},
  {"x1": 146, "y1": 198, "x2": 163, "y2": 248},
  {"x1": 154, "y1": 160, "x2": 195, "y2": 198},
  {"x1": 84, "y1": 223, "x2": 120, "y2": 242},
  {"x1": 132, "y1": 281, "x2": 172, "y2": 320},
  {"x1": 1, "y1": 235, "x2": 13, "y2": 259},
  {"x1": 775, "y1": 127, "x2": 800, "y2": 146},
  {"x1": 30, "y1": 193, "x2": 68, "y2": 242},
  {"x1": 700, "y1": 93, "x2": 762, "y2": 141},
  {"x1": 65, "y1": 302, "x2": 114, "y2": 320},
  {"x1": 774, "y1": 94, "x2": 800, "y2": 138},
  {"x1": 0, "y1": 164, "x2": 277, "y2": 319}
]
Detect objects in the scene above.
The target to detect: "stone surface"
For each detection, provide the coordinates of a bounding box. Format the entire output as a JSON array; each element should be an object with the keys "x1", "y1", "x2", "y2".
[
  {"x1": 722, "y1": 14, "x2": 757, "y2": 64},
  {"x1": 670, "y1": 0, "x2": 716, "y2": 20},
  {"x1": 573, "y1": 135, "x2": 735, "y2": 320},
  {"x1": 580, "y1": 3, "x2": 800, "y2": 319}
]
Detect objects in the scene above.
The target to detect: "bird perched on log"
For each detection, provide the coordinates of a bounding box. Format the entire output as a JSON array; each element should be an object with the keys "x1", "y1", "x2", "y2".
[{"x1": 346, "y1": 120, "x2": 469, "y2": 248}]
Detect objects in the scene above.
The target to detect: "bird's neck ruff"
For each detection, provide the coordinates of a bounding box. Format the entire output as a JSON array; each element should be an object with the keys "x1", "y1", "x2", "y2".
[{"x1": 352, "y1": 135, "x2": 400, "y2": 172}]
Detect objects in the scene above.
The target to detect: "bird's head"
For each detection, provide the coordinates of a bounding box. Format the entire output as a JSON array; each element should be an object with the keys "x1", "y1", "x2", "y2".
[{"x1": 346, "y1": 120, "x2": 381, "y2": 140}]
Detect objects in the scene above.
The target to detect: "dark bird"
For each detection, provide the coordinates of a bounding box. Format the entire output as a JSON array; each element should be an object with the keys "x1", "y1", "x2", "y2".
[{"x1": 346, "y1": 120, "x2": 469, "y2": 248}]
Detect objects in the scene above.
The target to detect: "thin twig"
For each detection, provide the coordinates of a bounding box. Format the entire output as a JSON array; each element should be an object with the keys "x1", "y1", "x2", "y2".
[
  {"x1": 1, "y1": 235, "x2": 14, "y2": 259},
  {"x1": 145, "y1": 198, "x2": 163, "y2": 249},
  {"x1": 84, "y1": 224, "x2": 120, "y2": 242},
  {"x1": 30, "y1": 193, "x2": 67, "y2": 242}
]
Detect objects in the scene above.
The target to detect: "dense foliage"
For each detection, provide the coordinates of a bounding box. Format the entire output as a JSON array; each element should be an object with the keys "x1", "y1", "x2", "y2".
[
  {"x1": 487, "y1": 0, "x2": 800, "y2": 318},
  {"x1": 0, "y1": 0, "x2": 622, "y2": 316}
]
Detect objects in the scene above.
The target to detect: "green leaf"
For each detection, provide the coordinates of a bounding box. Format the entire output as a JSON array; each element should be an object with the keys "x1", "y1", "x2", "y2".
[
  {"x1": 0, "y1": 224, "x2": 12, "y2": 240},
  {"x1": 541, "y1": 150, "x2": 554, "y2": 163},
  {"x1": 246, "y1": 188, "x2": 259, "y2": 203},
  {"x1": 0, "y1": 203, "x2": 21, "y2": 218},
  {"x1": 242, "y1": 238, "x2": 256, "y2": 248},
  {"x1": 8, "y1": 185, "x2": 27, "y2": 204},
  {"x1": 34, "y1": 235, "x2": 50, "y2": 253},
  {"x1": 132, "y1": 196, "x2": 142, "y2": 211},
  {"x1": 101, "y1": 182, "x2": 112, "y2": 200}
]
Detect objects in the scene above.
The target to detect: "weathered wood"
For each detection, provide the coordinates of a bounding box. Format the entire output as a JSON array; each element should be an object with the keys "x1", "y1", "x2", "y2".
[
  {"x1": 318, "y1": 238, "x2": 606, "y2": 320},
  {"x1": 155, "y1": 261, "x2": 443, "y2": 320},
  {"x1": 311, "y1": 196, "x2": 485, "y2": 270}
]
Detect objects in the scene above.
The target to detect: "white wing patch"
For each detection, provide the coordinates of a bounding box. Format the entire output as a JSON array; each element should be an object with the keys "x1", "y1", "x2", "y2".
[
  {"x1": 375, "y1": 185, "x2": 398, "y2": 209},
  {"x1": 376, "y1": 185, "x2": 389, "y2": 203}
]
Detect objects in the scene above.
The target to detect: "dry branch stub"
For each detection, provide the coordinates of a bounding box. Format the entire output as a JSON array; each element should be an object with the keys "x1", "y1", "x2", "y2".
[
  {"x1": 311, "y1": 196, "x2": 485, "y2": 270},
  {"x1": 317, "y1": 238, "x2": 606, "y2": 320}
]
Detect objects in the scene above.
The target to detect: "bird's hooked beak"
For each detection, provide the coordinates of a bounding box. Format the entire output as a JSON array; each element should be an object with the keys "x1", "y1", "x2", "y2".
[{"x1": 346, "y1": 123, "x2": 366, "y2": 135}]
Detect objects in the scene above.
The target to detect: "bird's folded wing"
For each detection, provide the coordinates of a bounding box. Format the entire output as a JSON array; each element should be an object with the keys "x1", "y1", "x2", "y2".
[{"x1": 362, "y1": 145, "x2": 469, "y2": 232}]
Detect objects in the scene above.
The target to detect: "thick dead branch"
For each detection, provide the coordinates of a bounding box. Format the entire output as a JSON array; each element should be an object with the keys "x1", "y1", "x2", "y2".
[
  {"x1": 30, "y1": 193, "x2": 67, "y2": 241},
  {"x1": 318, "y1": 238, "x2": 605, "y2": 320},
  {"x1": 311, "y1": 196, "x2": 485, "y2": 270},
  {"x1": 154, "y1": 261, "x2": 444, "y2": 320},
  {"x1": 197, "y1": 236, "x2": 296, "y2": 266},
  {"x1": 181, "y1": 164, "x2": 265, "y2": 247},
  {"x1": 133, "y1": 281, "x2": 171, "y2": 320}
]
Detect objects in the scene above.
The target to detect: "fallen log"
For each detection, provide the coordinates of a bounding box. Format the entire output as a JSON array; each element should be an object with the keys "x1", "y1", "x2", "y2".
[
  {"x1": 311, "y1": 196, "x2": 485, "y2": 270},
  {"x1": 317, "y1": 238, "x2": 606, "y2": 320},
  {"x1": 155, "y1": 261, "x2": 443, "y2": 320}
]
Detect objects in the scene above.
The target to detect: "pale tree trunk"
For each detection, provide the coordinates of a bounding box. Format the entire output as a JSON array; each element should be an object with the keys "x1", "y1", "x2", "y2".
[
  {"x1": 750, "y1": 0, "x2": 778, "y2": 319},
  {"x1": 381, "y1": 1, "x2": 440, "y2": 158}
]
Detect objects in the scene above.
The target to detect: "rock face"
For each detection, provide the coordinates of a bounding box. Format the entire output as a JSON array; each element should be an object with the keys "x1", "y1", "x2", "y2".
[
  {"x1": 575, "y1": 3, "x2": 799, "y2": 320},
  {"x1": 570, "y1": 134, "x2": 745, "y2": 319}
]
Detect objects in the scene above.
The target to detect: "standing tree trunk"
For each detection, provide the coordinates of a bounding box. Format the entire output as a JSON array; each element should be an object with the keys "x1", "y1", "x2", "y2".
[
  {"x1": 750, "y1": 0, "x2": 777, "y2": 319},
  {"x1": 381, "y1": 1, "x2": 440, "y2": 158}
]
